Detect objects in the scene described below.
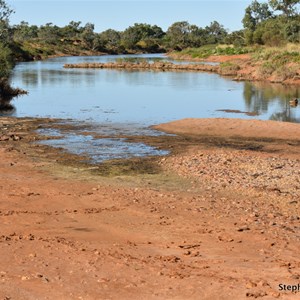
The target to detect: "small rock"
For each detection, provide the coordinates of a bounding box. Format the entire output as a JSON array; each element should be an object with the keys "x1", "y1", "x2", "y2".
[
  {"x1": 246, "y1": 281, "x2": 257, "y2": 288},
  {"x1": 268, "y1": 291, "x2": 280, "y2": 298},
  {"x1": 237, "y1": 226, "x2": 250, "y2": 232},
  {"x1": 21, "y1": 276, "x2": 29, "y2": 281},
  {"x1": 0, "y1": 135, "x2": 10, "y2": 141}
]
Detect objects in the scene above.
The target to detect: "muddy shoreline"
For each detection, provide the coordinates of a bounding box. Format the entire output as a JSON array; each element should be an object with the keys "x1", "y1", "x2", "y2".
[{"x1": 0, "y1": 116, "x2": 300, "y2": 299}]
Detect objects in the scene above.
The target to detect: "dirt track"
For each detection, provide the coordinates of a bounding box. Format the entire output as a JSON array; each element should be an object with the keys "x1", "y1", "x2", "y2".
[{"x1": 1, "y1": 117, "x2": 300, "y2": 299}]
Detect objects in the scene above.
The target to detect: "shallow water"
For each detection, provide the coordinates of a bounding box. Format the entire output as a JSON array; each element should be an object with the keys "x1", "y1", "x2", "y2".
[
  {"x1": 8, "y1": 54, "x2": 300, "y2": 162},
  {"x1": 37, "y1": 128, "x2": 169, "y2": 163}
]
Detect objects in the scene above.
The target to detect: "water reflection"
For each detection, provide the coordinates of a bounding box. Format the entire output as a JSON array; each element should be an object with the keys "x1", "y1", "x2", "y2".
[
  {"x1": 10, "y1": 54, "x2": 300, "y2": 124},
  {"x1": 243, "y1": 82, "x2": 300, "y2": 122},
  {"x1": 0, "y1": 105, "x2": 16, "y2": 116}
]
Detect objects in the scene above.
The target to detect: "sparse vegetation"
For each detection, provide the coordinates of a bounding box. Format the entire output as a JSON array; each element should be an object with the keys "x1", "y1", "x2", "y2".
[
  {"x1": 170, "y1": 45, "x2": 255, "y2": 60},
  {"x1": 255, "y1": 46, "x2": 300, "y2": 81}
]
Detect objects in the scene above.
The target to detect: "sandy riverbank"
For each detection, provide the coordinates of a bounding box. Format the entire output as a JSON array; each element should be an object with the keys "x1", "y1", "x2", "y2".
[{"x1": 0, "y1": 117, "x2": 300, "y2": 299}]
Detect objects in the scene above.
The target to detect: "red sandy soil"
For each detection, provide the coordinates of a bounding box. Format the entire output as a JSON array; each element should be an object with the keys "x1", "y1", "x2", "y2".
[
  {"x1": 1, "y1": 117, "x2": 300, "y2": 299},
  {"x1": 204, "y1": 54, "x2": 251, "y2": 63}
]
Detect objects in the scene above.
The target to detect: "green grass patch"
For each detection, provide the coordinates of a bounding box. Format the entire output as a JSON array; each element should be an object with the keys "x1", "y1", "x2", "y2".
[{"x1": 173, "y1": 45, "x2": 254, "y2": 59}]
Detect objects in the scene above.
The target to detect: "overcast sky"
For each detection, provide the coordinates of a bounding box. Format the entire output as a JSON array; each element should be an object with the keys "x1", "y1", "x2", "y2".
[{"x1": 7, "y1": 0, "x2": 252, "y2": 32}]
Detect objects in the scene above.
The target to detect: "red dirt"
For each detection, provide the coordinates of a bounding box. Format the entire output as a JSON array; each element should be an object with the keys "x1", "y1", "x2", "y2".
[
  {"x1": 205, "y1": 54, "x2": 251, "y2": 63},
  {"x1": 1, "y1": 117, "x2": 300, "y2": 299}
]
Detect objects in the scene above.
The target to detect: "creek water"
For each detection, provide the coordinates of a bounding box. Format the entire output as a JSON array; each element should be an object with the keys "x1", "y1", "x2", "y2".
[{"x1": 9, "y1": 53, "x2": 300, "y2": 162}]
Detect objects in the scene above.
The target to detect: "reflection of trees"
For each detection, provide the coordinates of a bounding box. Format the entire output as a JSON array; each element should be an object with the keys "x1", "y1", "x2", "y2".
[
  {"x1": 243, "y1": 82, "x2": 269, "y2": 114},
  {"x1": 0, "y1": 105, "x2": 16, "y2": 116},
  {"x1": 243, "y1": 81, "x2": 300, "y2": 122},
  {"x1": 16, "y1": 69, "x2": 97, "y2": 87},
  {"x1": 270, "y1": 102, "x2": 300, "y2": 123},
  {"x1": 19, "y1": 71, "x2": 38, "y2": 86}
]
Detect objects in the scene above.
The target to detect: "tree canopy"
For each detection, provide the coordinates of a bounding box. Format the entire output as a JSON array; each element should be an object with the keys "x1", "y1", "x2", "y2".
[{"x1": 0, "y1": 0, "x2": 13, "y2": 22}]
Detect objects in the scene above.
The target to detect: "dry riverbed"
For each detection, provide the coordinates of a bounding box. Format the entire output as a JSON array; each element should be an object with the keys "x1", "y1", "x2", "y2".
[{"x1": 0, "y1": 117, "x2": 300, "y2": 299}]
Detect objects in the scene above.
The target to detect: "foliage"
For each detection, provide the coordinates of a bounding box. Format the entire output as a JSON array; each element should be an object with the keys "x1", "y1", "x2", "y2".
[
  {"x1": 268, "y1": 0, "x2": 300, "y2": 16},
  {"x1": 242, "y1": 0, "x2": 273, "y2": 31},
  {"x1": 172, "y1": 45, "x2": 254, "y2": 59},
  {"x1": 0, "y1": 42, "x2": 13, "y2": 77},
  {"x1": 94, "y1": 29, "x2": 122, "y2": 53},
  {"x1": 164, "y1": 21, "x2": 227, "y2": 50},
  {"x1": 242, "y1": 0, "x2": 300, "y2": 46},
  {"x1": 219, "y1": 62, "x2": 241, "y2": 75},
  {"x1": 121, "y1": 23, "x2": 165, "y2": 51},
  {"x1": 0, "y1": 0, "x2": 13, "y2": 22},
  {"x1": 13, "y1": 21, "x2": 38, "y2": 42},
  {"x1": 80, "y1": 22, "x2": 96, "y2": 49}
]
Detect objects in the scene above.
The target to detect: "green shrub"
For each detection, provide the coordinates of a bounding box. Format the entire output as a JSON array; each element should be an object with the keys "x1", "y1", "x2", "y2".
[{"x1": 0, "y1": 42, "x2": 13, "y2": 77}]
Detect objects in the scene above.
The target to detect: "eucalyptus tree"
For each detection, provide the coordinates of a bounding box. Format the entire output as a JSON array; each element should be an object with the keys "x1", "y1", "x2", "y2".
[
  {"x1": 13, "y1": 21, "x2": 38, "y2": 42},
  {"x1": 0, "y1": 0, "x2": 14, "y2": 77},
  {"x1": 61, "y1": 21, "x2": 82, "y2": 39},
  {"x1": 0, "y1": 0, "x2": 27, "y2": 109},
  {"x1": 204, "y1": 21, "x2": 228, "y2": 44},
  {"x1": 121, "y1": 23, "x2": 164, "y2": 51},
  {"x1": 268, "y1": 0, "x2": 300, "y2": 16},
  {"x1": 0, "y1": 0, "x2": 13, "y2": 22},
  {"x1": 0, "y1": 0, "x2": 14, "y2": 44},
  {"x1": 94, "y1": 29, "x2": 122, "y2": 53},
  {"x1": 80, "y1": 22, "x2": 96, "y2": 49},
  {"x1": 242, "y1": 0, "x2": 273, "y2": 44},
  {"x1": 165, "y1": 21, "x2": 192, "y2": 50},
  {"x1": 38, "y1": 23, "x2": 62, "y2": 44},
  {"x1": 242, "y1": 0, "x2": 273, "y2": 31}
]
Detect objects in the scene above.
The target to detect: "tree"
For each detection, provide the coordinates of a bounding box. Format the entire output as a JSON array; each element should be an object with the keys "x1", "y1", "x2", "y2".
[
  {"x1": 61, "y1": 21, "x2": 82, "y2": 39},
  {"x1": 205, "y1": 21, "x2": 228, "y2": 44},
  {"x1": 0, "y1": 0, "x2": 13, "y2": 22},
  {"x1": 0, "y1": 42, "x2": 12, "y2": 77},
  {"x1": 0, "y1": 0, "x2": 27, "y2": 108},
  {"x1": 80, "y1": 22, "x2": 96, "y2": 49},
  {"x1": 268, "y1": 0, "x2": 300, "y2": 16},
  {"x1": 224, "y1": 30, "x2": 246, "y2": 46},
  {"x1": 94, "y1": 29, "x2": 122, "y2": 53},
  {"x1": 242, "y1": 0, "x2": 273, "y2": 44},
  {"x1": 243, "y1": 0, "x2": 273, "y2": 31},
  {"x1": 13, "y1": 21, "x2": 38, "y2": 42},
  {"x1": 165, "y1": 21, "x2": 192, "y2": 50},
  {"x1": 284, "y1": 15, "x2": 300, "y2": 41},
  {"x1": 0, "y1": 0, "x2": 14, "y2": 44},
  {"x1": 121, "y1": 23, "x2": 164, "y2": 50},
  {"x1": 188, "y1": 25, "x2": 207, "y2": 47},
  {"x1": 0, "y1": 0, "x2": 13, "y2": 75},
  {"x1": 38, "y1": 23, "x2": 62, "y2": 44}
]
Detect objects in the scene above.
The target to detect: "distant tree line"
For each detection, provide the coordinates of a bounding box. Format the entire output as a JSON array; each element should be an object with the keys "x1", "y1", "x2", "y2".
[
  {"x1": 8, "y1": 20, "x2": 229, "y2": 54},
  {"x1": 0, "y1": 0, "x2": 299, "y2": 74}
]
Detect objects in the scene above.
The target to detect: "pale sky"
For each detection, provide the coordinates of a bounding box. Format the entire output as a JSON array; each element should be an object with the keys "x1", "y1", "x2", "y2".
[{"x1": 7, "y1": 0, "x2": 252, "y2": 33}]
